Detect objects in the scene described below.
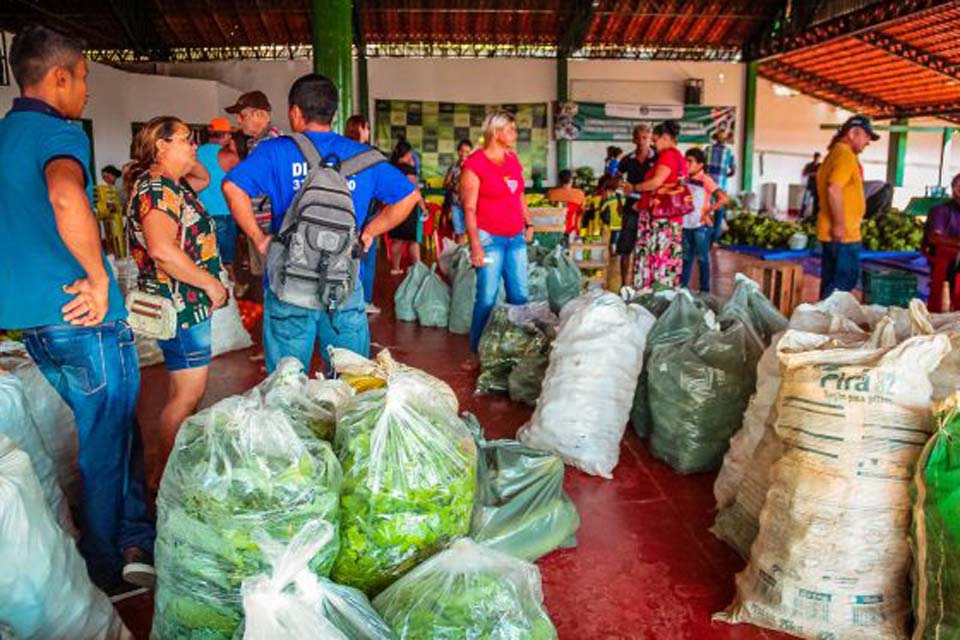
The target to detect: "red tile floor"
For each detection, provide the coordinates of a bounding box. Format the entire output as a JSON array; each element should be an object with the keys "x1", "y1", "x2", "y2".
[{"x1": 120, "y1": 248, "x2": 805, "y2": 639}]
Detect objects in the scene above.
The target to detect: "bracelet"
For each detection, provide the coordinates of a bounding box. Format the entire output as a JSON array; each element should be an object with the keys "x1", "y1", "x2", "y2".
[{"x1": 525, "y1": 223, "x2": 534, "y2": 229}]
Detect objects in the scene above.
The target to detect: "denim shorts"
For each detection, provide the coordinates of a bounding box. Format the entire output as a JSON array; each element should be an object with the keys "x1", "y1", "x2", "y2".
[{"x1": 158, "y1": 317, "x2": 212, "y2": 371}]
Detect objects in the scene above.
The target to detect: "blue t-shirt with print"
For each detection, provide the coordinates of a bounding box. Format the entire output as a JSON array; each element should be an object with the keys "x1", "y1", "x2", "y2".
[
  {"x1": 225, "y1": 132, "x2": 415, "y2": 287},
  {"x1": 0, "y1": 98, "x2": 125, "y2": 329}
]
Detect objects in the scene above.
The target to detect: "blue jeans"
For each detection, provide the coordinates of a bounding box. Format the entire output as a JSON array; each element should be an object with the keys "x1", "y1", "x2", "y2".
[
  {"x1": 157, "y1": 317, "x2": 212, "y2": 371},
  {"x1": 451, "y1": 204, "x2": 466, "y2": 235},
  {"x1": 213, "y1": 215, "x2": 237, "y2": 265},
  {"x1": 470, "y1": 231, "x2": 529, "y2": 352},
  {"x1": 820, "y1": 241, "x2": 861, "y2": 299},
  {"x1": 361, "y1": 237, "x2": 379, "y2": 304},
  {"x1": 22, "y1": 321, "x2": 154, "y2": 588},
  {"x1": 681, "y1": 227, "x2": 711, "y2": 292},
  {"x1": 711, "y1": 208, "x2": 726, "y2": 244},
  {"x1": 263, "y1": 285, "x2": 369, "y2": 373}
]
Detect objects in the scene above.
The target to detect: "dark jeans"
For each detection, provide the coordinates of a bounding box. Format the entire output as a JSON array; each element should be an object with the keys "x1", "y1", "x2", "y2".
[
  {"x1": 820, "y1": 241, "x2": 862, "y2": 299},
  {"x1": 361, "y1": 237, "x2": 378, "y2": 304},
  {"x1": 681, "y1": 227, "x2": 711, "y2": 292},
  {"x1": 22, "y1": 321, "x2": 154, "y2": 588},
  {"x1": 711, "y1": 207, "x2": 726, "y2": 244}
]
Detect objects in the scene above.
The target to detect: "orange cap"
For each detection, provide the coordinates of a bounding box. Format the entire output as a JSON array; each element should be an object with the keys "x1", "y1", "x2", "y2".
[{"x1": 208, "y1": 117, "x2": 234, "y2": 133}]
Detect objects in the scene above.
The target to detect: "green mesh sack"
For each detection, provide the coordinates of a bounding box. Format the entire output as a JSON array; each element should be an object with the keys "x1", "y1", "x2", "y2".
[
  {"x1": 477, "y1": 303, "x2": 557, "y2": 396},
  {"x1": 413, "y1": 264, "x2": 451, "y2": 328},
  {"x1": 466, "y1": 415, "x2": 579, "y2": 562},
  {"x1": 152, "y1": 396, "x2": 342, "y2": 640},
  {"x1": 647, "y1": 315, "x2": 764, "y2": 475},
  {"x1": 394, "y1": 261, "x2": 430, "y2": 323},
  {"x1": 372, "y1": 538, "x2": 558, "y2": 640},
  {"x1": 913, "y1": 393, "x2": 960, "y2": 639}
]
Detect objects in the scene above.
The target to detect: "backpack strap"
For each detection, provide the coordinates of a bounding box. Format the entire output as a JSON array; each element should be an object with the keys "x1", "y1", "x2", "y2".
[
  {"x1": 287, "y1": 133, "x2": 323, "y2": 170},
  {"x1": 338, "y1": 148, "x2": 386, "y2": 178}
]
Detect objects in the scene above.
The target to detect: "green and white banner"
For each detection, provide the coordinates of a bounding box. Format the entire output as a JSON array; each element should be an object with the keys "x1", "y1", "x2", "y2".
[{"x1": 554, "y1": 101, "x2": 735, "y2": 143}]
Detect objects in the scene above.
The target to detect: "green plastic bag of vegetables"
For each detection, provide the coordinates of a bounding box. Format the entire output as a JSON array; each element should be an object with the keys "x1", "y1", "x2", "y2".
[
  {"x1": 331, "y1": 365, "x2": 477, "y2": 595},
  {"x1": 255, "y1": 357, "x2": 354, "y2": 441},
  {"x1": 394, "y1": 261, "x2": 430, "y2": 323},
  {"x1": 373, "y1": 538, "x2": 558, "y2": 640},
  {"x1": 507, "y1": 353, "x2": 549, "y2": 406},
  {"x1": 647, "y1": 312, "x2": 764, "y2": 474},
  {"x1": 448, "y1": 248, "x2": 476, "y2": 335},
  {"x1": 527, "y1": 264, "x2": 549, "y2": 303},
  {"x1": 466, "y1": 414, "x2": 580, "y2": 561},
  {"x1": 153, "y1": 396, "x2": 342, "y2": 640},
  {"x1": 237, "y1": 521, "x2": 396, "y2": 640},
  {"x1": 630, "y1": 292, "x2": 710, "y2": 438},
  {"x1": 477, "y1": 303, "x2": 557, "y2": 396},
  {"x1": 413, "y1": 263, "x2": 451, "y2": 328},
  {"x1": 913, "y1": 393, "x2": 960, "y2": 639},
  {"x1": 542, "y1": 246, "x2": 581, "y2": 314}
]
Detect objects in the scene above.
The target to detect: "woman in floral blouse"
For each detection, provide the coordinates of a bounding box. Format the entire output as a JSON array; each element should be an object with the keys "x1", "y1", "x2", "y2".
[{"x1": 123, "y1": 116, "x2": 227, "y2": 488}]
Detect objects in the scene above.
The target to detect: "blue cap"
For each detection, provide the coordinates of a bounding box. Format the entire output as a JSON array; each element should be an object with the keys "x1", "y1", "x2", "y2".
[{"x1": 840, "y1": 115, "x2": 880, "y2": 141}]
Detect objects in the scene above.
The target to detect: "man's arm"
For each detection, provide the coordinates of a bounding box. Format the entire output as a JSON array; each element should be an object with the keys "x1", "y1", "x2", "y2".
[
  {"x1": 727, "y1": 149, "x2": 736, "y2": 178},
  {"x1": 184, "y1": 160, "x2": 210, "y2": 194},
  {"x1": 460, "y1": 168, "x2": 485, "y2": 267},
  {"x1": 361, "y1": 191, "x2": 419, "y2": 249},
  {"x1": 223, "y1": 180, "x2": 271, "y2": 256},
  {"x1": 45, "y1": 159, "x2": 109, "y2": 326},
  {"x1": 827, "y1": 182, "x2": 846, "y2": 242}
]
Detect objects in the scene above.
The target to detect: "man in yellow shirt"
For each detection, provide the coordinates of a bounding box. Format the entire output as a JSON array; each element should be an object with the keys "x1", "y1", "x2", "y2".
[{"x1": 816, "y1": 115, "x2": 880, "y2": 299}]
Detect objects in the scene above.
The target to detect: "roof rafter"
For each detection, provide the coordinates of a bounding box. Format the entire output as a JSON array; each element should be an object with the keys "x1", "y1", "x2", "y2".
[
  {"x1": 761, "y1": 59, "x2": 898, "y2": 115},
  {"x1": 104, "y1": 0, "x2": 170, "y2": 60},
  {"x1": 857, "y1": 30, "x2": 960, "y2": 83}
]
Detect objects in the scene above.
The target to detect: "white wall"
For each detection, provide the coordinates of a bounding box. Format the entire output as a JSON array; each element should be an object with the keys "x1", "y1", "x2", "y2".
[{"x1": 0, "y1": 50, "x2": 240, "y2": 176}]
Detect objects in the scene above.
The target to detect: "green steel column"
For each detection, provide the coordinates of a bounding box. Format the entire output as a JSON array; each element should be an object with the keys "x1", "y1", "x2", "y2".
[
  {"x1": 740, "y1": 61, "x2": 758, "y2": 195},
  {"x1": 556, "y1": 57, "x2": 571, "y2": 175},
  {"x1": 887, "y1": 117, "x2": 908, "y2": 187},
  {"x1": 312, "y1": 0, "x2": 353, "y2": 131},
  {"x1": 939, "y1": 128, "x2": 953, "y2": 186},
  {"x1": 357, "y1": 53, "x2": 370, "y2": 120}
]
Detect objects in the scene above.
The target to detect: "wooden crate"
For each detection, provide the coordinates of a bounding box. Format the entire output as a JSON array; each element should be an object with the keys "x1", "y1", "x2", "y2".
[
  {"x1": 743, "y1": 261, "x2": 804, "y2": 317},
  {"x1": 570, "y1": 241, "x2": 610, "y2": 270},
  {"x1": 530, "y1": 206, "x2": 566, "y2": 233}
]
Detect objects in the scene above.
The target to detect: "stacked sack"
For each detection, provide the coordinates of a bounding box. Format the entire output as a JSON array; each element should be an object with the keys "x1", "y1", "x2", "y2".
[
  {"x1": 717, "y1": 317, "x2": 950, "y2": 639},
  {"x1": 395, "y1": 262, "x2": 451, "y2": 328},
  {"x1": 518, "y1": 291, "x2": 656, "y2": 479},
  {"x1": 476, "y1": 302, "x2": 558, "y2": 405}
]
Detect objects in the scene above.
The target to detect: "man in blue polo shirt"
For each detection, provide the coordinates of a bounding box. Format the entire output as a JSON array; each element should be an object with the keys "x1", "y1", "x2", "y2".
[
  {"x1": 224, "y1": 73, "x2": 419, "y2": 373},
  {"x1": 0, "y1": 26, "x2": 155, "y2": 598}
]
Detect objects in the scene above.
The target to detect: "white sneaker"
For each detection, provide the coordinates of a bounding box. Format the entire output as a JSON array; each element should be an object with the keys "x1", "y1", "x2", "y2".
[{"x1": 365, "y1": 303, "x2": 381, "y2": 315}]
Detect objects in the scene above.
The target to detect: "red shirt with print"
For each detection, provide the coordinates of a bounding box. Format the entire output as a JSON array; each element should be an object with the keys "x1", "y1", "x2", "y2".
[
  {"x1": 463, "y1": 149, "x2": 526, "y2": 237},
  {"x1": 641, "y1": 147, "x2": 688, "y2": 211}
]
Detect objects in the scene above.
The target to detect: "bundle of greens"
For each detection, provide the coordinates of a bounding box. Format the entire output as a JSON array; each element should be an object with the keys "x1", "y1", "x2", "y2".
[
  {"x1": 331, "y1": 368, "x2": 477, "y2": 595},
  {"x1": 152, "y1": 396, "x2": 342, "y2": 640},
  {"x1": 477, "y1": 303, "x2": 557, "y2": 396},
  {"x1": 255, "y1": 357, "x2": 354, "y2": 441},
  {"x1": 373, "y1": 538, "x2": 557, "y2": 640}
]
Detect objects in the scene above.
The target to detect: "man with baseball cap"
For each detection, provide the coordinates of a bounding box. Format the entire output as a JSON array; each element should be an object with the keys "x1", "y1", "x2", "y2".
[
  {"x1": 817, "y1": 114, "x2": 881, "y2": 299},
  {"x1": 197, "y1": 117, "x2": 239, "y2": 265},
  {"x1": 225, "y1": 90, "x2": 280, "y2": 154}
]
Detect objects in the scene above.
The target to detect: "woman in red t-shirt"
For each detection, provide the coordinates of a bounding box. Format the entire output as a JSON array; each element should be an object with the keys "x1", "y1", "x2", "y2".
[
  {"x1": 624, "y1": 120, "x2": 688, "y2": 290},
  {"x1": 460, "y1": 110, "x2": 534, "y2": 360}
]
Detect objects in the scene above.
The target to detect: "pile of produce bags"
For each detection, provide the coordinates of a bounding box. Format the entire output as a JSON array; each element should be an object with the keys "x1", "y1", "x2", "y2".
[
  {"x1": 717, "y1": 319, "x2": 950, "y2": 639},
  {"x1": 394, "y1": 262, "x2": 430, "y2": 323},
  {"x1": 372, "y1": 538, "x2": 558, "y2": 640},
  {"x1": 413, "y1": 264, "x2": 451, "y2": 328},
  {"x1": 331, "y1": 356, "x2": 477, "y2": 594},
  {"x1": 518, "y1": 291, "x2": 655, "y2": 478},
  {"x1": 152, "y1": 396, "x2": 342, "y2": 640},
  {"x1": 0, "y1": 436, "x2": 130, "y2": 640},
  {"x1": 476, "y1": 302, "x2": 558, "y2": 400}
]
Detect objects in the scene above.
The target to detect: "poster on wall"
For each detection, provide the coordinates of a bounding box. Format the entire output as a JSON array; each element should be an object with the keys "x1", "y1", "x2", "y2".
[
  {"x1": 554, "y1": 101, "x2": 735, "y2": 144},
  {"x1": 375, "y1": 99, "x2": 549, "y2": 184}
]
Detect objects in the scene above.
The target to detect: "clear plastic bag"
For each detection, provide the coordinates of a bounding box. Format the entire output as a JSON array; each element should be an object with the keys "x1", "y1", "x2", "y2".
[
  {"x1": 331, "y1": 365, "x2": 477, "y2": 594},
  {"x1": 542, "y1": 246, "x2": 581, "y2": 314},
  {"x1": 0, "y1": 373, "x2": 75, "y2": 536},
  {"x1": 477, "y1": 303, "x2": 557, "y2": 396},
  {"x1": 413, "y1": 264, "x2": 451, "y2": 328},
  {"x1": 394, "y1": 262, "x2": 430, "y2": 323},
  {"x1": 372, "y1": 538, "x2": 557, "y2": 640},
  {"x1": 0, "y1": 436, "x2": 130, "y2": 640},
  {"x1": 152, "y1": 396, "x2": 342, "y2": 640},
  {"x1": 254, "y1": 357, "x2": 354, "y2": 441},
  {"x1": 238, "y1": 520, "x2": 395, "y2": 640},
  {"x1": 518, "y1": 291, "x2": 656, "y2": 479},
  {"x1": 211, "y1": 282, "x2": 254, "y2": 358},
  {"x1": 466, "y1": 415, "x2": 580, "y2": 561}
]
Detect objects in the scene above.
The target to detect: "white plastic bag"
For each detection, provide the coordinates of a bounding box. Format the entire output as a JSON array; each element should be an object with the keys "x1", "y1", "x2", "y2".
[
  {"x1": 212, "y1": 283, "x2": 254, "y2": 358},
  {"x1": 0, "y1": 436, "x2": 130, "y2": 640},
  {"x1": 0, "y1": 342, "x2": 80, "y2": 509},
  {"x1": 0, "y1": 373, "x2": 75, "y2": 536},
  {"x1": 518, "y1": 291, "x2": 655, "y2": 479},
  {"x1": 717, "y1": 327, "x2": 951, "y2": 639},
  {"x1": 240, "y1": 521, "x2": 394, "y2": 640}
]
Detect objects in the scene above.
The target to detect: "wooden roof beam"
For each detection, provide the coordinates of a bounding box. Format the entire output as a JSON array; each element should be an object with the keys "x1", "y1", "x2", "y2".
[
  {"x1": 857, "y1": 30, "x2": 960, "y2": 83},
  {"x1": 557, "y1": 0, "x2": 595, "y2": 57},
  {"x1": 104, "y1": 0, "x2": 170, "y2": 60},
  {"x1": 762, "y1": 59, "x2": 898, "y2": 115}
]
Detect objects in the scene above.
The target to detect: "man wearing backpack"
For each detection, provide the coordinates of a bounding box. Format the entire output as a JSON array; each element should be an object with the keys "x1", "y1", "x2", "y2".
[{"x1": 223, "y1": 73, "x2": 419, "y2": 373}]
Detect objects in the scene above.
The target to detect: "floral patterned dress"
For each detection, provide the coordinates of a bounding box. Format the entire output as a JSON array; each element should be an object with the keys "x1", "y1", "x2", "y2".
[
  {"x1": 634, "y1": 147, "x2": 688, "y2": 291},
  {"x1": 127, "y1": 170, "x2": 223, "y2": 331}
]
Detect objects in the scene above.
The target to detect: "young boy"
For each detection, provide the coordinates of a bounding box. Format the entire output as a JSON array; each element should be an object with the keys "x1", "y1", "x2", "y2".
[
  {"x1": 682, "y1": 148, "x2": 728, "y2": 292},
  {"x1": 579, "y1": 175, "x2": 622, "y2": 242}
]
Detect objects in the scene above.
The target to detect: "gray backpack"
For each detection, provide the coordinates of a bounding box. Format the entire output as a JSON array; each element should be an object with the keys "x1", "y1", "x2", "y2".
[{"x1": 267, "y1": 134, "x2": 385, "y2": 310}]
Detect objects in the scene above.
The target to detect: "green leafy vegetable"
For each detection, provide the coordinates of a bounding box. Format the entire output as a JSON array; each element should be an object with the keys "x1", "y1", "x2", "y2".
[{"x1": 477, "y1": 303, "x2": 557, "y2": 396}]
